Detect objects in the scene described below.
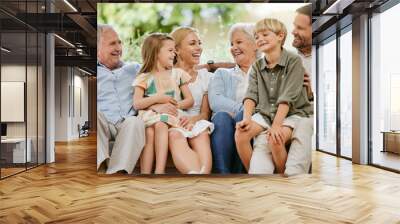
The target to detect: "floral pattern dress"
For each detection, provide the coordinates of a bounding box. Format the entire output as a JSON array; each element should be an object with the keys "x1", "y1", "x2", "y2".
[{"x1": 133, "y1": 68, "x2": 191, "y2": 128}]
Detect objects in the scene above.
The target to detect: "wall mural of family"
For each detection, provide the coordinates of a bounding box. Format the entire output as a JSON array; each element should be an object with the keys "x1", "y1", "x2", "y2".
[{"x1": 97, "y1": 3, "x2": 313, "y2": 175}]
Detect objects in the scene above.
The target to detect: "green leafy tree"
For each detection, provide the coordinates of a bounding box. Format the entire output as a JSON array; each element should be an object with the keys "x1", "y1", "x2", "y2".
[{"x1": 98, "y1": 3, "x2": 245, "y2": 63}]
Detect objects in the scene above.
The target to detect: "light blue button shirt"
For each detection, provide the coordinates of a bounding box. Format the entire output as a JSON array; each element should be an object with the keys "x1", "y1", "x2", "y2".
[
  {"x1": 208, "y1": 65, "x2": 245, "y2": 116},
  {"x1": 97, "y1": 61, "x2": 141, "y2": 124}
]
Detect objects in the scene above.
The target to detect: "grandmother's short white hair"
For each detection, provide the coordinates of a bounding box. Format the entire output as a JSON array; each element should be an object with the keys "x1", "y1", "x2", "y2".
[
  {"x1": 228, "y1": 23, "x2": 262, "y2": 59},
  {"x1": 228, "y1": 23, "x2": 255, "y2": 43}
]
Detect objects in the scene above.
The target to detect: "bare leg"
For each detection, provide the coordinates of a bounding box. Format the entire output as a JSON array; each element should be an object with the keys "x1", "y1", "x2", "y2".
[
  {"x1": 268, "y1": 126, "x2": 292, "y2": 174},
  {"x1": 235, "y1": 121, "x2": 264, "y2": 171},
  {"x1": 154, "y1": 122, "x2": 169, "y2": 174},
  {"x1": 140, "y1": 126, "x2": 154, "y2": 174},
  {"x1": 189, "y1": 131, "x2": 212, "y2": 174},
  {"x1": 169, "y1": 130, "x2": 201, "y2": 174}
]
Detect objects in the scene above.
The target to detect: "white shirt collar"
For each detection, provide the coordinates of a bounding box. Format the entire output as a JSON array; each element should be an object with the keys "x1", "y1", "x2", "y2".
[
  {"x1": 233, "y1": 64, "x2": 247, "y2": 76},
  {"x1": 298, "y1": 50, "x2": 311, "y2": 58}
]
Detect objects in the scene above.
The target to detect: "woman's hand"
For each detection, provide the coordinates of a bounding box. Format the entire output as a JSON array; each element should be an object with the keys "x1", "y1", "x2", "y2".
[
  {"x1": 179, "y1": 116, "x2": 190, "y2": 128},
  {"x1": 156, "y1": 95, "x2": 177, "y2": 106},
  {"x1": 236, "y1": 118, "x2": 251, "y2": 132},
  {"x1": 179, "y1": 116, "x2": 194, "y2": 131}
]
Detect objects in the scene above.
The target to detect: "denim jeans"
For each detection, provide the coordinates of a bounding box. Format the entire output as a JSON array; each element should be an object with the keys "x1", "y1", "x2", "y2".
[{"x1": 211, "y1": 111, "x2": 244, "y2": 174}]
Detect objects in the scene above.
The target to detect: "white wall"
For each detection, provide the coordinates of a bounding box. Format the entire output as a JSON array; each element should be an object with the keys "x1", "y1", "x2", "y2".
[
  {"x1": 1, "y1": 65, "x2": 39, "y2": 138},
  {"x1": 55, "y1": 66, "x2": 69, "y2": 141},
  {"x1": 1, "y1": 64, "x2": 46, "y2": 164},
  {"x1": 75, "y1": 73, "x2": 89, "y2": 122},
  {"x1": 54, "y1": 67, "x2": 89, "y2": 141}
]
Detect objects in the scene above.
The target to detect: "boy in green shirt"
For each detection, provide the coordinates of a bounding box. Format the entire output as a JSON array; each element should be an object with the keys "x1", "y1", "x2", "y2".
[{"x1": 235, "y1": 18, "x2": 313, "y2": 174}]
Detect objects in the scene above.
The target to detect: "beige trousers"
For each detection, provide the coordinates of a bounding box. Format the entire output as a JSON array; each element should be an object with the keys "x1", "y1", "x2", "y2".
[
  {"x1": 249, "y1": 115, "x2": 313, "y2": 175},
  {"x1": 97, "y1": 112, "x2": 145, "y2": 174},
  {"x1": 284, "y1": 116, "x2": 313, "y2": 176}
]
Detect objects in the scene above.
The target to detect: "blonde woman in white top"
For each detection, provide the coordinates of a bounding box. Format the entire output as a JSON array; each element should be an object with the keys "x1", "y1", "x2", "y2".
[{"x1": 169, "y1": 27, "x2": 214, "y2": 174}]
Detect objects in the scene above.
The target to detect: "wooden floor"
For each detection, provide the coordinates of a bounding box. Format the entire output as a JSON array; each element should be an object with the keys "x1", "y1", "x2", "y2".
[
  {"x1": 1, "y1": 167, "x2": 26, "y2": 178},
  {"x1": 372, "y1": 150, "x2": 400, "y2": 171},
  {"x1": 1, "y1": 135, "x2": 400, "y2": 223}
]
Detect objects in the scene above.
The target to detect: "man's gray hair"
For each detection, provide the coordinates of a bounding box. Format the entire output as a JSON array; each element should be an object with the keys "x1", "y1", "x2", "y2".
[
  {"x1": 97, "y1": 24, "x2": 115, "y2": 45},
  {"x1": 228, "y1": 23, "x2": 262, "y2": 58}
]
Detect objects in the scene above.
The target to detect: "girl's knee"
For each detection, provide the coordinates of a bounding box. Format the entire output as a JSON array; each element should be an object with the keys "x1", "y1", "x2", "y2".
[
  {"x1": 154, "y1": 121, "x2": 168, "y2": 129},
  {"x1": 146, "y1": 127, "x2": 155, "y2": 138},
  {"x1": 168, "y1": 130, "x2": 184, "y2": 139}
]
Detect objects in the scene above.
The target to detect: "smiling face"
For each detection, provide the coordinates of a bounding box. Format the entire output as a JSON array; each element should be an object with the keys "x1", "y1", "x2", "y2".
[
  {"x1": 157, "y1": 39, "x2": 176, "y2": 70},
  {"x1": 97, "y1": 28, "x2": 122, "y2": 70},
  {"x1": 292, "y1": 13, "x2": 312, "y2": 51},
  {"x1": 175, "y1": 32, "x2": 203, "y2": 66},
  {"x1": 255, "y1": 29, "x2": 284, "y2": 53},
  {"x1": 230, "y1": 30, "x2": 257, "y2": 67}
]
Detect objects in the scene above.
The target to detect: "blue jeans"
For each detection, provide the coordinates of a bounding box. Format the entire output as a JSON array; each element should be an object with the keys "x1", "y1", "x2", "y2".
[{"x1": 211, "y1": 111, "x2": 244, "y2": 174}]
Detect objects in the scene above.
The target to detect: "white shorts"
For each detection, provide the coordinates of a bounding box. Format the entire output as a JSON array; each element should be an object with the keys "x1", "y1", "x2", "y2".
[
  {"x1": 251, "y1": 113, "x2": 301, "y2": 130},
  {"x1": 169, "y1": 120, "x2": 214, "y2": 139},
  {"x1": 248, "y1": 113, "x2": 301, "y2": 174}
]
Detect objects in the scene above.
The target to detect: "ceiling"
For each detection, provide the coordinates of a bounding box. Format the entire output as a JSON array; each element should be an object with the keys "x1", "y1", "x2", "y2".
[
  {"x1": 1, "y1": 0, "x2": 395, "y2": 75},
  {"x1": 311, "y1": 0, "x2": 391, "y2": 44},
  {"x1": 0, "y1": 0, "x2": 97, "y2": 74}
]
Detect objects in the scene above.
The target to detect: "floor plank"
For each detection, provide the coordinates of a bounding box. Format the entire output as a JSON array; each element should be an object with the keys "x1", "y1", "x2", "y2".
[{"x1": 0, "y1": 134, "x2": 399, "y2": 223}]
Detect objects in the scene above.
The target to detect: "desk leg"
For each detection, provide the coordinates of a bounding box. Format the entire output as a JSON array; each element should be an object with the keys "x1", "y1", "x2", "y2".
[{"x1": 382, "y1": 133, "x2": 386, "y2": 153}]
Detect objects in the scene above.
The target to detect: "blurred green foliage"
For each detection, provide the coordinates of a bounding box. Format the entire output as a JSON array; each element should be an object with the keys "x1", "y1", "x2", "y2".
[{"x1": 98, "y1": 3, "x2": 245, "y2": 63}]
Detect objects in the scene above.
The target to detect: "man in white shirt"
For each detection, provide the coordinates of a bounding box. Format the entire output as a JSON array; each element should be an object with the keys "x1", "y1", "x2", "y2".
[
  {"x1": 284, "y1": 4, "x2": 315, "y2": 176},
  {"x1": 293, "y1": 4, "x2": 313, "y2": 99}
]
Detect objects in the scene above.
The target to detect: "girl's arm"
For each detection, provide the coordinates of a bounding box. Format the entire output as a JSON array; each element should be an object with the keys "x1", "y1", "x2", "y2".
[
  {"x1": 178, "y1": 83, "x2": 194, "y2": 110},
  {"x1": 133, "y1": 87, "x2": 177, "y2": 110}
]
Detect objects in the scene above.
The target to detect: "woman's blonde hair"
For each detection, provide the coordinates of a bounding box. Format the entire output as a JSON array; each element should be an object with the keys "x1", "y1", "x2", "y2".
[
  {"x1": 170, "y1": 27, "x2": 199, "y2": 64},
  {"x1": 138, "y1": 33, "x2": 174, "y2": 74},
  {"x1": 255, "y1": 18, "x2": 287, "y2": 47}
]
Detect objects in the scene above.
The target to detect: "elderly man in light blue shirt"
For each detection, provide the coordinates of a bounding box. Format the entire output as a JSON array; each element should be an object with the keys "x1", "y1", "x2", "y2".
[{"x1": 97, "y1": 25, "x2": 177, "y2": 174}]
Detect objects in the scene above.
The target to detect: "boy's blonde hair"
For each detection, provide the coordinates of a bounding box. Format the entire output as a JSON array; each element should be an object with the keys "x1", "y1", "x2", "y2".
[
  {"x1": 170, "y1": 27, "x2": 199, "y2": 64},
  {"x1": 255, "y1": 18, "x2": 287, "y2": 47},
  {"x1": 138, "y1": 33, "x2": 174, "y2": 74}
]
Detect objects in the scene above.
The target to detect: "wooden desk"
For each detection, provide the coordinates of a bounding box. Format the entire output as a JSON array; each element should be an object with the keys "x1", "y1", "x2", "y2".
[{"x1": 381, "y1": 131, "x2": 400, "y2": 154}]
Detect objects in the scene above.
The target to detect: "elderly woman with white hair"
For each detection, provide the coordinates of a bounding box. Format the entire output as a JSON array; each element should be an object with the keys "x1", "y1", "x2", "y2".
[{"x1": 208, "y1": 23, "x2": 260, "y2": 174}]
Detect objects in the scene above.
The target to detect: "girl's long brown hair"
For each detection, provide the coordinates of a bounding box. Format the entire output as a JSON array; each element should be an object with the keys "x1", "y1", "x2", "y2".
[{"x1": 138, "y1": 33, "x2": 174, "y2": 74}]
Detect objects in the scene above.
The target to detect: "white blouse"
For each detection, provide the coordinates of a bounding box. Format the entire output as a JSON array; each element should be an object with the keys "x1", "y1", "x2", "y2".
[{"x1": 185, "y1": 68, "x2": 213, "y2": 116}]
